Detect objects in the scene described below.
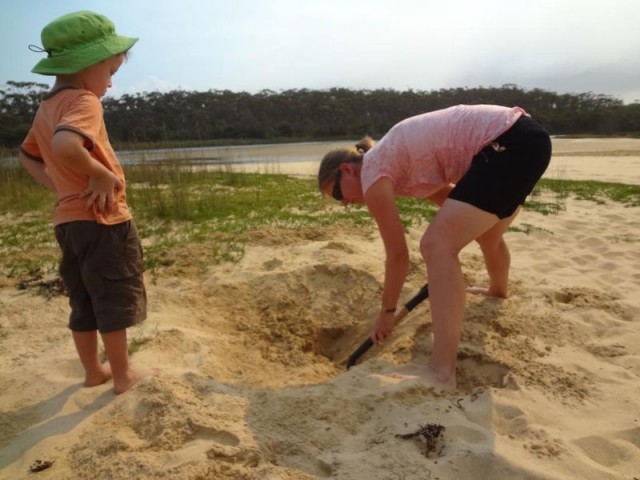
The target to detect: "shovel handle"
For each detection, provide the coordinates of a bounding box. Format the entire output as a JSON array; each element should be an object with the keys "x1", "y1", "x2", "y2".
[{"x1": 346, "y1": 283, "x2": 429, "y2": 369}]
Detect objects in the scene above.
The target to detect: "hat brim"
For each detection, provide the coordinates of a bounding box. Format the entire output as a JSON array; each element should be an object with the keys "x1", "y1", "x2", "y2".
[{"x1": 32, "y1": 35, "x2": 138, "y2": 75}]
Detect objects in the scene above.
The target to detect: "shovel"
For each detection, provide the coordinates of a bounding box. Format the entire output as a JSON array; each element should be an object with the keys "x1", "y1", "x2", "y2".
[{"x1": 346, "y1": 283, "x2": 429, "y2": 369}]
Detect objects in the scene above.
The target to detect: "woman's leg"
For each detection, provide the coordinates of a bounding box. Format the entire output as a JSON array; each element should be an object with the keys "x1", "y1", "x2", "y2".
[
  {"x1": 469, "y1": 207, "x2": 520, "y2": 298},
  {"x1": 418, "y1": 198, "x2": 502, "y2": 390}
]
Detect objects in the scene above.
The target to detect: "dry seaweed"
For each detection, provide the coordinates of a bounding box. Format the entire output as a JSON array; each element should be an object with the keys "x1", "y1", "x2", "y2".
[
  {"x1": 396, "y1": 423, "x2": 446, "y2": 457},
  {"x1": 16, "y1": 274, "x2": 66, "y2": 299}
]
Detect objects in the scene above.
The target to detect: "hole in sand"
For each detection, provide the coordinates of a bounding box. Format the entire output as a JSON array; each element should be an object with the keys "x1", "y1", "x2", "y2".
[
  {"x1": 224, "y1": 266, "x2": 382, "y2": 379},
  {"x1": 313, "y1": 325, "x2": 369, "y2": 364},
  {"x1": 218, "y1": 266, "x2": 515, "y2": 392}
]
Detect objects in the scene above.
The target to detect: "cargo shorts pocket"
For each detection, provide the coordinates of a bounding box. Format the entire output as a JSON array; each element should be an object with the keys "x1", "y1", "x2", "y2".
[{"x1": 97, "y1": 221, "x2": 144, "y2": 280}]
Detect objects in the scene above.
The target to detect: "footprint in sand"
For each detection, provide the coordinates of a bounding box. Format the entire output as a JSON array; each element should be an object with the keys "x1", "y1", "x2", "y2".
[
  {"x1": 456, "y1": 356, "x2": 513, "y2": 392},
  {"x1": 586, "y1": 342, "x2": 626, "y2": 358},
  {"x1": 263, "y1": 258, "x2": 283, "y2": 271},
  {"x1": 191, "y1": 424, "x2": 240, "y2": 446},
  {"x1": 615, "y1": 426, "x2": 640, "y2": 449},
  {"x1": 573, "y1": 433, "x2": 638, "y2": 468},
  {"x1": 492, "y1": 402, "x2": 529, "y2": 437},
  {"x1": 549, "y1": 287, "x2": 635, "y2": 321},
  {"x1": 163, "y1": 426, "x2": 254, "y2": 471},
  {"x1": 550, "y1": 287, "x2": 617, "y2": 307},
  {"x1": 321, "y1": 241, "x2": 356, "y2": 254}
]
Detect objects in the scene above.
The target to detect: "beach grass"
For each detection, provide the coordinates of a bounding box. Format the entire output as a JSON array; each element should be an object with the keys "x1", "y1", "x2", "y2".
[
  {"x1": 538, "y1": 178, "x2": 640, "y2": 206},
  {"x1": 1, "y1": 158, "x2": 638, "y2": 284}
]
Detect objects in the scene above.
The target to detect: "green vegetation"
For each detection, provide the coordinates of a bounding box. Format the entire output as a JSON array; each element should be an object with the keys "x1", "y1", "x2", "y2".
[
  {"x1": 509, "y1": 223, "x2": 554, "y2": 235},
  {"x1": 126, "y1": 322, "x2": 159, "y2": 356},
  {"x1": 1, "y1": 158, "x2": 638, "y2": 286},
  {"x1": 537, "y1": 178, "x2": 640, "y2": 206},
  {"x1": 3, "y1": 81, "x2": 640, "y2": 149}
]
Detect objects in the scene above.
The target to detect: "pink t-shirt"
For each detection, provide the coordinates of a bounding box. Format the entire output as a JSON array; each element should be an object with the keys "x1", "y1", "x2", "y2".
[{"x1": 360, "y1": 104, "x2": 527, "y2": 198}]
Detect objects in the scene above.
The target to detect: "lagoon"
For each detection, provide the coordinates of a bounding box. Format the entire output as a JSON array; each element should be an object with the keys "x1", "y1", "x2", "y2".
[
  {"x1": 4, "y1": 138, "x2": 639, "y2": 183},
  {"x1": 117, "y1": 137, "x2": 640, "y2": 184},
  {"x1": 117, "y1": 141, "x2": 341, "y2": 166}
]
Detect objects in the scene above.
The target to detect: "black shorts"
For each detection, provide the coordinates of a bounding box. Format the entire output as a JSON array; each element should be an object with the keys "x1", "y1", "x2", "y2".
[
  {"x1": 54, "y1": 220, "x2": 147, "y2": 333},
  {"x1": 449, "y1": 116, "x2": 552, "y2": 219}
]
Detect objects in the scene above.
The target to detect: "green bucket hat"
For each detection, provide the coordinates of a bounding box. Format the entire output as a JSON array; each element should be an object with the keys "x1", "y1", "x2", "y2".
[{"x1": 31, "y1": 10, "x2": 138, "y2": 75}]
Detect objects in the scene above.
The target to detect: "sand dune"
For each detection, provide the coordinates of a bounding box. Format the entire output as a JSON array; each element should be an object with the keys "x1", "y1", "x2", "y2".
[{"x1": 1, "y1": 138, "x2": 639, "y2": 479}]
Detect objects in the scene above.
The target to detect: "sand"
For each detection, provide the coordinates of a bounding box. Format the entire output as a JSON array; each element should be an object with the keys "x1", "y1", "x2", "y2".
[{"x1": 1, "y1": 138, "x2": 639, "y2": 479}]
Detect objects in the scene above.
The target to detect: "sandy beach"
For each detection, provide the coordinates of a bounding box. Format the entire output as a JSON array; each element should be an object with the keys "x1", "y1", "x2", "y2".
[{"x1": 1, "y1": 138, "x2": 639, "y2": 479}]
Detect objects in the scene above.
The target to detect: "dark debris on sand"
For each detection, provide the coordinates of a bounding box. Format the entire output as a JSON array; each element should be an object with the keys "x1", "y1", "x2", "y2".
[
  {"x1": 17, "y1": 274, "x2": 66, "y2": 299},
  {"x1": 29, "y1": 458, "x2": 54, "y2": 473},
  {"x1": 396, "y1": 423, "x2": 446, "y2": 458}
]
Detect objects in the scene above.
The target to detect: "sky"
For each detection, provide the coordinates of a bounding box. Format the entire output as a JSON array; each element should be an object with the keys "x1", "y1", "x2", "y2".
[{"x1": 2, "y1": 0, "x2": 640, "y2": 104}]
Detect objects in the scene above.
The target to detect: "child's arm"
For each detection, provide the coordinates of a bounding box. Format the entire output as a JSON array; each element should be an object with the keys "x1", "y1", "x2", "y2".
[
  {"x1": 51, "y1": 130, "x2": 123, "y2": 213},
  {"x1": 19, "y1": 153, "x2": 57, "y2": 192}
]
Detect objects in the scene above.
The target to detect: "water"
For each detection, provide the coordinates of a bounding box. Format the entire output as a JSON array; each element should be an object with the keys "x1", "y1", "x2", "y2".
[
  {"x1": 116, "y1": 141, "x2": 344, "y2": 166},
  {"x1": 1, "y1": 141, "x2": 345, "y2": 177}
]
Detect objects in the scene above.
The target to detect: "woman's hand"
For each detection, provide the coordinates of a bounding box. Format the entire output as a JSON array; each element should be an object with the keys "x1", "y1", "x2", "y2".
[{"x1": 371, "y1": 310, "x2": 396, "y2": 344}]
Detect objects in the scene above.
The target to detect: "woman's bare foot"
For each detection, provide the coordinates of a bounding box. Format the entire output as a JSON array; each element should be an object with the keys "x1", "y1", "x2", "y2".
[
  {"x1": 466, "y1": 286, "x2": 491, "y2": 296},
  {"x1": 84, "y1": 361, "x2": 112, "y2": 387},
  {"x1": 466, "y1": 286, "x2": 506, "y2": 298},
  {"x1": 113, "y1": 366, "x2": 160, "y2": 395},
  {"x1": 383, "y1": 364, "x2": 456, "y2": 393}
]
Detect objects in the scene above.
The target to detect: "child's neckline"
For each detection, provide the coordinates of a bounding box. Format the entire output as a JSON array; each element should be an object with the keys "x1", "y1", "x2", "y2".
[{"x1": 44, "y1": 84, "x2": 80, "y2": 100}]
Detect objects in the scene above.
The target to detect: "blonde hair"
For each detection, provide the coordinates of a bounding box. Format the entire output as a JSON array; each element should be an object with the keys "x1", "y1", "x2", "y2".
[{"x1": 317, "y1": 136, "x2": 375, "y2": 190}]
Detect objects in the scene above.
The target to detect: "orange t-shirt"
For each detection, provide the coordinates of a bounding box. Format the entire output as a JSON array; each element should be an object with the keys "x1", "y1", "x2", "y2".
[{"x1": 21, "y1": 87, "x2": 132, "y2": 226}]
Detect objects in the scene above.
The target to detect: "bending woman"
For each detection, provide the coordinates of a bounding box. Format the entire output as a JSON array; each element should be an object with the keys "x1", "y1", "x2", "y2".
[{"x1": 317, "y1": 104, "x2": 552, "y2": 392}]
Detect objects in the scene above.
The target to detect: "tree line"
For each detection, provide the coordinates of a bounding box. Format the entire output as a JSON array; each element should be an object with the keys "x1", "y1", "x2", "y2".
[{"x1": 2, "y1": 81, "x2": 639, "y2": 149}]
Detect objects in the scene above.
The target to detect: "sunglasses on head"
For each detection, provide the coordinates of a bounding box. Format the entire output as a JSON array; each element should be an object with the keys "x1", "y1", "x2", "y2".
[{"x1": 331, "y1": 170, "x2": 343, "y2": 201}]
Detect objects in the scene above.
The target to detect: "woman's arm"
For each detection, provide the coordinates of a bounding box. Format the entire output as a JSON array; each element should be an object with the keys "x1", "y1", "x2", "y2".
[{"x1": 364, "y1": 177, "x2": 409, "y2": 342}]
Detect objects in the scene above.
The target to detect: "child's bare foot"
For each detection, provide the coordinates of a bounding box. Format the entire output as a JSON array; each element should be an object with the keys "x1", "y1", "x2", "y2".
[
  {"x1": 84, "y1": 361, "x2": 112, "y2": 387},
  {"x1": 113, "y1": 366, "x2": 160, "y2": 395},
  {"x1": 378, "y1": 365, "x2": 456, "y2": 393}
]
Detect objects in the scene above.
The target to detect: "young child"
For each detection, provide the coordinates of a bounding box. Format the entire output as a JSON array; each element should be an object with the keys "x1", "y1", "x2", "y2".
[
  {"x1": 20, "y1": 10, "x2": 155, "y2": 394},
  {"x1": 318, "y1": 105, "x2": 551, "y2": 392}
]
